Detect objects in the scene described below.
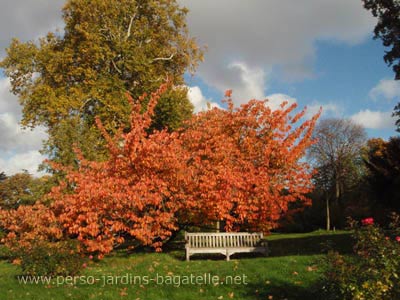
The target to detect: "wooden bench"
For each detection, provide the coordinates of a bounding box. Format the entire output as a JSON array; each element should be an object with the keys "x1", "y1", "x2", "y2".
[{"x1": 184, "y1": 232, "x2": 268, "y2": 261}]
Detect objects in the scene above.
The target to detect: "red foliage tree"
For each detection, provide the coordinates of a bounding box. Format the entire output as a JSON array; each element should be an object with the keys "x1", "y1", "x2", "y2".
[
  {"x1": 48, "y1": 84, "x2": 188, "y2": 255},
  {"x1": 1, "y1": 84, "x2": 320, "y2": 257},
  {"x1": 179, "y1": 93, "x2": 320, "y2": 231}
]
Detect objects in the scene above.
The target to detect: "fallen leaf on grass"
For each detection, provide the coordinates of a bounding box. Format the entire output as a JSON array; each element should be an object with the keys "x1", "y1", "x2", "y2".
[
  {"x1": 306, "y1": 265, "x2": 318, "y2": 272},
  {"x1": 119, "y1": 288, "x2": 128, "y2": 296}
]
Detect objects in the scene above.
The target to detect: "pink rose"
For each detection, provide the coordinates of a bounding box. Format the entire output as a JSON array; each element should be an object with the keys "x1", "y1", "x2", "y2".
[
  {"x1": 361, "y1": 217, "x2": 374, "y2": 226},
  {"x1": 395, "y1": 236, "x2": 400, "y2": 242}
]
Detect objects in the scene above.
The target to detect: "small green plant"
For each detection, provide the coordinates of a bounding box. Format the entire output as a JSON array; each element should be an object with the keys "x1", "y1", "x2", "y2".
[{"x1": 322, "y1": 214, "x2": 400, "y2": 300}]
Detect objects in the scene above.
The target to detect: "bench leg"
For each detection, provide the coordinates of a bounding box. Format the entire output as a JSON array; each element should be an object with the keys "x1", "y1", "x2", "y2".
[
  {"x1": 186, "y1": 250, "x2": 190, "y2": 261},
  {"x1": 226, "y1": 250, "x2": 230, "y2": 261}
]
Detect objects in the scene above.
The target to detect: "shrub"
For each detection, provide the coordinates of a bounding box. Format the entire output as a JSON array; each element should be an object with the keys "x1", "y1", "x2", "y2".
[
  {"x1": 322, "y1": 215, "x2": 400, "y2": 300},
  {"x1": 0, "y1": 204, "x2": 89, "y2": 276},
  {"x1": 14, "y1": 239, "x2": 85, "y2": 276}
]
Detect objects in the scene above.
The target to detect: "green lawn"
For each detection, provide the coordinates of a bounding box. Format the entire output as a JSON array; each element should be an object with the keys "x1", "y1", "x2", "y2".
[{"x1": 0, "y1": 231, "x2": 352, "y2": 300}]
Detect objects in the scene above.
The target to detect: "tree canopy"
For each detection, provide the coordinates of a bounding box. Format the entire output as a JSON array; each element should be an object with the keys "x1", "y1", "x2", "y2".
[
  {"x1": 0, "y1": 85, "x2": 320, "y2": 256},
  {"x1": 0, "y1": 172, "x2": 55, "y2": 210},
  {"x1": 364, "y1": 137, "x2": 400, "y2": 212},
  {"x1": 307, "y1": 118, "x2": 367, "y2": 229},
  {"x1": 0, "y1": 0, "x2": 203, "y2": 167},
  {"x1": 362, "y1": 0, "x2": 400, "y2": 131}
]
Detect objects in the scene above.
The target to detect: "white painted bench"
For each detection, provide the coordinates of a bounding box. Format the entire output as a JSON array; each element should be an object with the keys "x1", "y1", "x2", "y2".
[{"x1": 184, "y1": 232, "x2": 268, "y2": 261}]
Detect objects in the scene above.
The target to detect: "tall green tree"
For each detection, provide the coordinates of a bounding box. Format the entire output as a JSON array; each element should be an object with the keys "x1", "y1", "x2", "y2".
[
  {"x1": 362, "y1": 0, "x2": 400, "y2": 131},
  {"x1": 0, "y1": 0, "x2": 203, "y2": 168}
]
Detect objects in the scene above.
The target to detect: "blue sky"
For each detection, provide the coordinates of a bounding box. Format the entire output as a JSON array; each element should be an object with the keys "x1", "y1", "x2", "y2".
[
  {"x1": 187, "y1": 38, "x2": 398, "y2": 140},
  {"x1": 0, "y1": 0, "x2": 399, "y2": 176}
]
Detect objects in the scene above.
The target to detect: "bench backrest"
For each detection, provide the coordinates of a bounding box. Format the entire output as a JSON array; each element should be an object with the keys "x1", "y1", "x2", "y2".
[{"x1": 185, "y1": 232, "x2": 264, "y2": 248}]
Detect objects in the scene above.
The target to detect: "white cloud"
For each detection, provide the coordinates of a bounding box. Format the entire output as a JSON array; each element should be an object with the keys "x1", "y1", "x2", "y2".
[
  {"x1": 0, "y1": 151, "x2": 45, "y2": 176},
  {"x1": 187, "y1": 86, "x2": 221, "y2": 113},
  {"x1": 369, "y1": 78, "x2": 400, "y2": 101},
  {"x1": 0, "y1": 113, "x2": 47, "y2": 152},
  {"x1": 0, "y1": 78, "x2": 47, "y2": 176},
  {"x1": 0, "y1": 78, "x2": 21, "y2": 116},
  {"x1": 227, "y1": 62, "x2": 266, "y2": 103},
  {"x1": 305, "y1": 102, "x2": 340, "y2": 119},
  {"x1": 351, "y1": 109, "x2": 396, "y2": 129},
  {"x1": 180, "y1": 0, "x2": 375, "y2": 96},
  {"x1": 265, "y1": 93, "x2": 297, "y2": 111}
]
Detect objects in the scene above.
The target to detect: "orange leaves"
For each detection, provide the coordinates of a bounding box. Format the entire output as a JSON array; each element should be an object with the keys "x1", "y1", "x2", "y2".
[
  {"x1": 225, "y1": 89, "x2": 233, "y2": 98},
  {"x1": 0, "y1": 85, "x2": 319, "y2": 257},
  {"x1": 39, "y1": 83, "x2": 186, "y2": 255},
  {"x1": 180, "y1": 94, "x2": 319, "y2": 231},
  {"x1": 0, "y1": 203, "x2": 62, "y2": 251}
]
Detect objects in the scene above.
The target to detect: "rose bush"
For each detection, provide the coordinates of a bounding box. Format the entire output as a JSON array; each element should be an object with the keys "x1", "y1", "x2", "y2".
[{"x1": 322, "y1": 214, "x2": 400, "y2": 300}]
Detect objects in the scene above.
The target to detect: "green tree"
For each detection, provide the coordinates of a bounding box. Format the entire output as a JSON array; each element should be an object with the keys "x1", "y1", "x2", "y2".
[
  {"x1": 0, "y1": 172, "x2": 55, "y2": 209},
  {"x1": 307, "y1": 118, "x2": 367, "y2": 230},
  {"x1": 0, "y1": 0, "x2": 203, "y2": 168},
  {"x1": 362, "y1": 0, "x2": 400, "y2": 131},
  {"x1": 364, "y1": 137, "x2": 400, "y2": 213}
]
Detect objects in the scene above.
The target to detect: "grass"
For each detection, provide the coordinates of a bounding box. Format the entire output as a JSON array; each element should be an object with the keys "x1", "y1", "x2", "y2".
[{"x1": 0, "y1": 230, "x2": 353, "y2": 300}]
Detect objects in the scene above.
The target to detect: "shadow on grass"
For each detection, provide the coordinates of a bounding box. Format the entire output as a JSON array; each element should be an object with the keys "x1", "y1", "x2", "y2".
[
  {"x1": 267, "y1": 233, "x2": 353, "y2": 257},
  {"x1": 243, "y1": 279, "x2": 325, "y2": 300}
]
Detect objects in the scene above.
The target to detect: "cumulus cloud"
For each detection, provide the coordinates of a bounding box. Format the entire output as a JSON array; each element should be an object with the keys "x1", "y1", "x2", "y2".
[
  {"x1": 227, "y1": 62, "x2": 267, "y2": 103},
  {"x1": 0, "y1": 151, "x2": 45, "y2": 176},
  {"x1": 180, "y1": 0, "x2": 375, "y2": 97},
  {"x1": 187, "y1": 86, "x2": 221, "y2": 113},
  {"x1": 0, "y1": 113, "x2": 47, "y2": 152},
  {"x1": 305, "y1": 102, "x2": 340, "y2": 119},
  {"x1": 351, "y1": 109, "x2": 396, "y2": 129},
  {"x1": 265, "y1": 93, "x2": 297, "y2": 111},
  {"x1": 0, "y1": 78, "x2": 47, "y2": 176},
  {"x1": 369, "y1": 78, "x2": 400, "y2": 101}
]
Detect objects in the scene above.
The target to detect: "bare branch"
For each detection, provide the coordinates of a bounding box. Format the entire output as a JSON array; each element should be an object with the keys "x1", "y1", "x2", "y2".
[
  {"x1": 152, "y1": 53, "x2": 175, "y2": 62},
  {"x1": 111, "y1": 59, "x2": 122, "y2": 74},
  {"x1": 125, "y1": 14, "x2": 136, "y2": 41}
]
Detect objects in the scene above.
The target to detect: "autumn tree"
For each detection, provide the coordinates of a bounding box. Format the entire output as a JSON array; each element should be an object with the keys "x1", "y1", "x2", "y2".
[
  {"x1": 0, "y1": 85, "x2": 320, "y2": 257},
  {"x1": 179, "y1": 92, "x2": 320, "y2": 232},
  {"x1": 49, "y1": 84, "x2": 188, "y2": 255},
  {"x1": 0, "y1": 0, "x2": 203, "y2": 168},
  {"x1": 362, "y1": 0, "x2": 400, "y2": 131},
  {"x1": 307, "y1": 118, "x2": 367, "y2": 230}
]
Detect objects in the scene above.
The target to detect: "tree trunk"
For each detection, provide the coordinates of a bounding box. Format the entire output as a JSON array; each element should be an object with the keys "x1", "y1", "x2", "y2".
[
  {"x1": 326, "y1": 195, "x2": 331, "y2": 231},
  {"x1": 335, "y1": 176, "x2": 340, "y2": 205},
  {"x1": 216, "y1": 220, "x2": 221, "y2": 232}
]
